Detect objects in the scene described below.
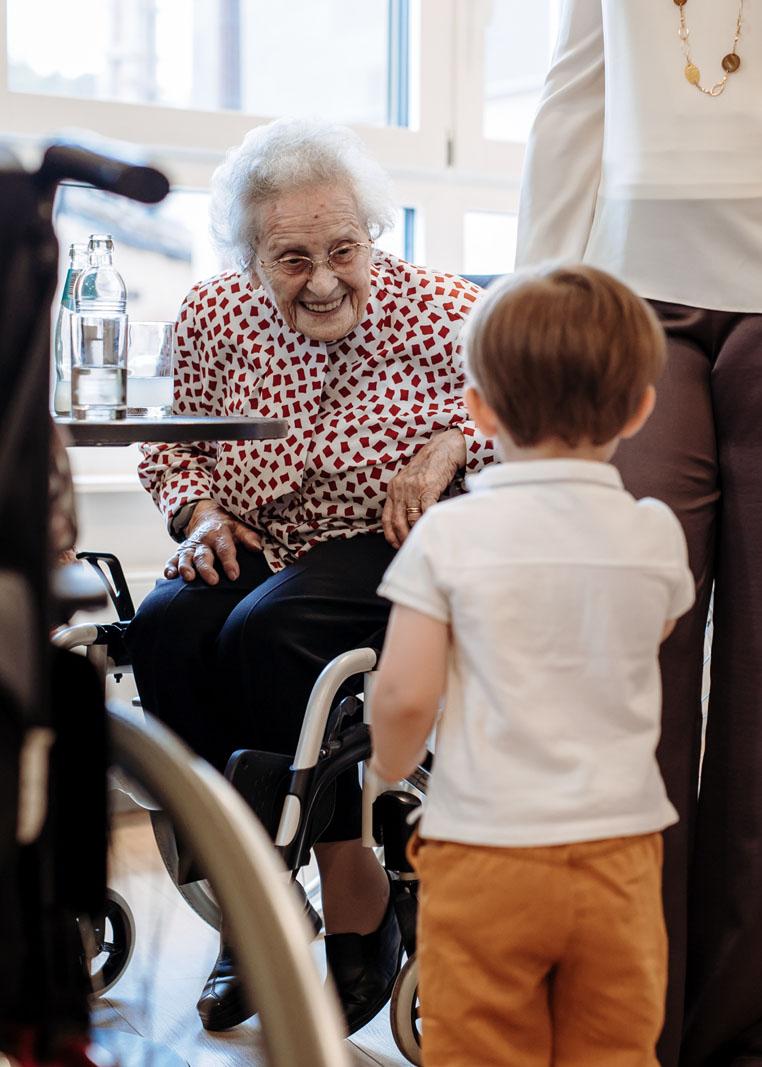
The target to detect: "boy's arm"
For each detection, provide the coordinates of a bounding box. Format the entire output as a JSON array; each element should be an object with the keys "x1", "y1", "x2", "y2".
[
  {"x1": 370, "y1": 604, "x2": 449, "y2": 783},
  {"x1": 660, "y1": 507, "x2": 696, "y2": 644}
]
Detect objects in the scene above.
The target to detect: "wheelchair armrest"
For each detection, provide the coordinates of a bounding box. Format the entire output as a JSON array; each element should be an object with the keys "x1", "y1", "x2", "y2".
[
  {"x1": 51, "y1": 619, "x2": 131, "y2": 667},
  {"x1": 76, "y1": 551, "x2": 136, "y2": 621}
]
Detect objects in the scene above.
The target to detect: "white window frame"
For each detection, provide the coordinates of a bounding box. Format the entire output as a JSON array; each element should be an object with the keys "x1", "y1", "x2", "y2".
[
  {"x1": 450, "y1": 0, "x2": 562, "y2": 188},
  {"x1": 0, "y1": 0, "x2": 524, "y2": 220},
  {"x1": 0, "y1": 0, "x2": 455, "y2": 187}
]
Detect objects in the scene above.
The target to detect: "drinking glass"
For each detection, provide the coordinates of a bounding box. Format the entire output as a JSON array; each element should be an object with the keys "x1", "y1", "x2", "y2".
[{"x1": 127, "y1": 321, "x2": 174, "y2": 417}]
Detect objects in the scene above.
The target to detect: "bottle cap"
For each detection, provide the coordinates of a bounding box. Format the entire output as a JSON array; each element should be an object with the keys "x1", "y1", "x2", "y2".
[{"x1": 88, "y1": 233, "x2": 114, "y2": 252}]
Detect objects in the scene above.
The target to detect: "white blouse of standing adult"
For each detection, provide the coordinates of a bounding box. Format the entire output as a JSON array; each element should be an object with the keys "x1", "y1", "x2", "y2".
[{"x1": 516, "y1": 0, "x2": 762, "y2": 313}]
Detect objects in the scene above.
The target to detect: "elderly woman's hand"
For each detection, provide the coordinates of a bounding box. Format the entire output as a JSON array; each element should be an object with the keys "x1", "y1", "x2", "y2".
[
  {"x1": 382, "y1": 429, "x2": 467, "y2": 549},
  {"x1": 164, "y1": 501, "x2": 263, "y2": 585}
]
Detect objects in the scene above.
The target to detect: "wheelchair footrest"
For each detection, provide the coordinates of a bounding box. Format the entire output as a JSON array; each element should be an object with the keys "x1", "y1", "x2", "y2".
[{"x1": 225, "y1": 749, "x2": 294, "y2": 840}]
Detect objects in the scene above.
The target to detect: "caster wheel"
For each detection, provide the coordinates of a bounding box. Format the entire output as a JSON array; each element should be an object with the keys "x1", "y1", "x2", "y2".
[
  {"x1": 390, "y1": 954, "x2": 422, "y2": 1065},
  {"x1": 79, "y1": 888, "x2": 136, "y2": 995}
]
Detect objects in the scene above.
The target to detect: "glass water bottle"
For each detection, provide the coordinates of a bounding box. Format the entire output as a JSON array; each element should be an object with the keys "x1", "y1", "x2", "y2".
[
  {"x1": 71, "y1": 234, "x2": 128, "y2": 421},
  {"x1": 52, "y1": 242, "x2": 89, "y2": 415}
]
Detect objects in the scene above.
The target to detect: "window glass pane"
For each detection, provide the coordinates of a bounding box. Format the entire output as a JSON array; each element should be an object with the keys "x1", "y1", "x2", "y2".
[
  {"x1": 376, "y1": 208, "x2": 414, "y2": 262},
  {"x1": 483, "y1": 0, "x2": 560, "y2": 142},
  {"x1": 8, "y1": 0, "x2": 410, "y2": 128},
  {"x1": 53, "y1": 185, "x2": 210, "y2": 322},
  {"x1": 463, "y1": 211, "x2": 517, "y2": 276}
]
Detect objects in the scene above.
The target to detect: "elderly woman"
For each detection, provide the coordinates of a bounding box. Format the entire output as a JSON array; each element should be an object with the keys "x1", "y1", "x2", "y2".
[{"x1": 127, "y1": 117, "x2": 493, "y2": 1034}]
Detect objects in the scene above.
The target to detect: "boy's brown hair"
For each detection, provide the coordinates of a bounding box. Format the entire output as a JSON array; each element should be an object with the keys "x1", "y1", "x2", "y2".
[{"x1": 464, "y1": 264, "x2": 667, "y2": 447}]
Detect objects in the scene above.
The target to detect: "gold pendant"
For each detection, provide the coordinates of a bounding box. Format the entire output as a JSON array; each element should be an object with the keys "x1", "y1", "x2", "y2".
[{"x1": 685, "y1": 62, "x2": 701, "y2": 85}]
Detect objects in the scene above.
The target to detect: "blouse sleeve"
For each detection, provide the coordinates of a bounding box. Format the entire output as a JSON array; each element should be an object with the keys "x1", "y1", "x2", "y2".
[
  {"x1": 437, "y1": 277, "x2": 497, "y2": 474},
  {"x1": 515, "y1": 0, "x2": 606, "y2": 268},
  {"x1": 137, "y1": 286, "x2": 219, "y2": 529}
]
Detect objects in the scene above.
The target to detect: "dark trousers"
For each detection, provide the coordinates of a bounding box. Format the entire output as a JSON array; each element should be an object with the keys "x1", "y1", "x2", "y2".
[
  {"x1": 126, "y1": 533, "x2": 395, "y2": 842},
  {"x1": 614, "y1": 302, "x2": 762, "y2": 1067}
]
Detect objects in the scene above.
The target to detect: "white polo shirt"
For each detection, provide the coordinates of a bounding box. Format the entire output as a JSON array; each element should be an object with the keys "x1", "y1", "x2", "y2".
[{"x1": 377, "y1": 459, "x2": 695, "y2": 848}]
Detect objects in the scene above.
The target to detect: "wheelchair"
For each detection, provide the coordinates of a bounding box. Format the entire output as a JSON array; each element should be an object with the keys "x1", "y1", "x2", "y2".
[
  {"x1": 53, "y1": 551, "x2": 427, "y2": 1065},
  {"x1": 3, "y1": 139, "x2": 350, "y2": 1067}
]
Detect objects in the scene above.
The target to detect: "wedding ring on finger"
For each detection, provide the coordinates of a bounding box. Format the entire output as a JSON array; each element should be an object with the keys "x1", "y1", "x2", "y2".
[{"x1": 406, "y1": 505, "x2": 423, "y2": 521}]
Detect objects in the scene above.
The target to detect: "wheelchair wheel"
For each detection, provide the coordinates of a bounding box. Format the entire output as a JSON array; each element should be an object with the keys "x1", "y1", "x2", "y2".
[
  {"x1": 80, "y1": 888, "x2": 136, "y2": 996},
  {"x1": 107, "y1": 701, "x2": 349, "y2": 1067},
  {"x1": 390, "y1": 954, "x2": 422, "y2": 1065},
  {"x1": 149, "y1": 810, "x2": 221, "y2": 930}
]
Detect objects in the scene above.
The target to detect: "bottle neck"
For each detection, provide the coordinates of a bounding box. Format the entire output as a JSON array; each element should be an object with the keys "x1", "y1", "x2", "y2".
[{"x1": 73, "y1": 259, "x2": 127, "y2": 313}]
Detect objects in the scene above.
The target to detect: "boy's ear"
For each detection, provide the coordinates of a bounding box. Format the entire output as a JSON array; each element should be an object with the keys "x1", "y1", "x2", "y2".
[
  {"x1": 620, "y1": 384, "x2": 656, "y2": 440},
  {"x1": 465, "y1": 385, "x2": 500, "y2": 437}
]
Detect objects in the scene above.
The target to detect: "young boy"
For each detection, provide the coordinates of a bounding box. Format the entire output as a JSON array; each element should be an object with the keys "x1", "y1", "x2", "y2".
[{"x1": 370, "y1": 265, "x2": 695, "y2": 1067}]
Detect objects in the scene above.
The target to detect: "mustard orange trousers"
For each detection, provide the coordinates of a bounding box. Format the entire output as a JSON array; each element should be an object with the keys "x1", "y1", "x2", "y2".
[{"x1": 410, "y1": 832, "x2": 667, "y2": 1067}]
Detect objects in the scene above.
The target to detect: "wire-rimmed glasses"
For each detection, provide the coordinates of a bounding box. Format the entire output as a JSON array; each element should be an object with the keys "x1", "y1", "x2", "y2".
[{"x1": 256, "y1": 240, "x2": 374, "y2": 279}]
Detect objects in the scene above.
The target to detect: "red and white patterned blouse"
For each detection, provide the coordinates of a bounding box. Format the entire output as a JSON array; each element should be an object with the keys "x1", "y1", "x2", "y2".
[{"x1": 138, "y1": 251, "x2": 495, "y2": 572}]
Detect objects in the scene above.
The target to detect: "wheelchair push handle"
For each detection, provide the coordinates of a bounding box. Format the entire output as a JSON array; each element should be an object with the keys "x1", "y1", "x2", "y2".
[{"x1": 34, "y1": 142, "x2": 169, "y2": 204}]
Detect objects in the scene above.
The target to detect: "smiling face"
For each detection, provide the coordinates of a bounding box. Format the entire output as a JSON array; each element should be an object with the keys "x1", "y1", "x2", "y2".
[{"x1": 250, "y1": 182, "x2": 372, "y2": 342}]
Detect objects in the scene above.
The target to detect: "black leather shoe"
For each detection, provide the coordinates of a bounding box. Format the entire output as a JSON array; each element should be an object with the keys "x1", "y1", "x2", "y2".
[
  {"x1": 196, "y1": 942, "x2": 253, "y2": 1032},
  {"x1": 197, "y1": 888, "x2": 323, "y2": 1032},
  {"x1": 324, "y1": 886, "x2": 404, "y2": 1035},
  {"x1": 294, "y1": 879, "x2": 324, "y2": 939}
]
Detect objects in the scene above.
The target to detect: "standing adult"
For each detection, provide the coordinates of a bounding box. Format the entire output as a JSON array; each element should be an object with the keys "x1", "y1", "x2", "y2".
[{"x1": 516, "y1": 2, "x2": 762, "y2": 1064}]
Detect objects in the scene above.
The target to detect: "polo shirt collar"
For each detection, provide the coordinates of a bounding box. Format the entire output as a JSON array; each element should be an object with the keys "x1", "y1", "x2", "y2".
[{"x1": 466, "y1": 459, "x2": 624, "y2": 493}]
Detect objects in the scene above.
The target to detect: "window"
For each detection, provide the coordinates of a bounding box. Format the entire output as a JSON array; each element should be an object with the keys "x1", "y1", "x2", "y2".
[
  {"x1": 483, "y1": 0, "x2": 561, "y2": 142},
  {"x1": 8, "y1": 0, "x2": 413, "y2": 128},
  {"x1": 463, "y1": 211, "x2": 517, "y2": 277},
  {"x1": 3, "y1": 0, "x2": 560, "y2": 263},
  {"x1": 53, "y1": 184, "x2": 200, "y2": 322}
]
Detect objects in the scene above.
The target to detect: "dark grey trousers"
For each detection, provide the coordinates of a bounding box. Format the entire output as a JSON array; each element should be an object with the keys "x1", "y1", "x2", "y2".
[
  {"x1": 126, "y1": 533, "x2": 395, "y2": 842},
  {"x1": 615, "y1": 302, "x2": 762, "y2": 1067}
]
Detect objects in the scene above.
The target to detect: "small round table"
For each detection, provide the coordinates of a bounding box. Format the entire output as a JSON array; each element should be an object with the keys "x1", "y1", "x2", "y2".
[{"x1": 55, "y1": 414, "x2": 288, "y2": 447}]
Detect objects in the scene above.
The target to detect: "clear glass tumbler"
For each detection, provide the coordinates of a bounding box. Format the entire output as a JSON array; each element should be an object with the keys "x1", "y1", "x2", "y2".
[{"x1": 126, "y1": 321, "x2": 174, "y2": 417}]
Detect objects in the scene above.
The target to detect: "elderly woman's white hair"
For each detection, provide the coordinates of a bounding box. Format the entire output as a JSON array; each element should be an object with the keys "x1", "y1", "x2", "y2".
[{"x1": 209, "y1": 117, "x2": 397, "y2": 271}]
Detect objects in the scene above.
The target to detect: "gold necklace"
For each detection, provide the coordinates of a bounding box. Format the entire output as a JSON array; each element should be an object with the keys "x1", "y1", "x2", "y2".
[{"x1": 673, "y1": 0, "x2": 744, "y2": 97}]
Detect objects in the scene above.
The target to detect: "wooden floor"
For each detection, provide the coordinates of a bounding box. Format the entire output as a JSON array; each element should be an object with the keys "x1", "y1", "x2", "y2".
[{"x1": 91, "y1": 813, "x2": 410, "y2": 1067}]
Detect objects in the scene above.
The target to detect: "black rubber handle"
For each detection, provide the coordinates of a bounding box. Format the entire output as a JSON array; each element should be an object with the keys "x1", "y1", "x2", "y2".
[
  {"x1": 75, "y1": 551, "x2": 137, "y2": 621},
  {"x1": 35, "y1": 143, "x2": 169, "y2": 204}
]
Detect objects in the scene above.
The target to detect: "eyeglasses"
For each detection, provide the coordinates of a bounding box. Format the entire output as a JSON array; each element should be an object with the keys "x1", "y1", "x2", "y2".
[{"x1": 256, "y1": 240, "x2": 373, "y2": 279}]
